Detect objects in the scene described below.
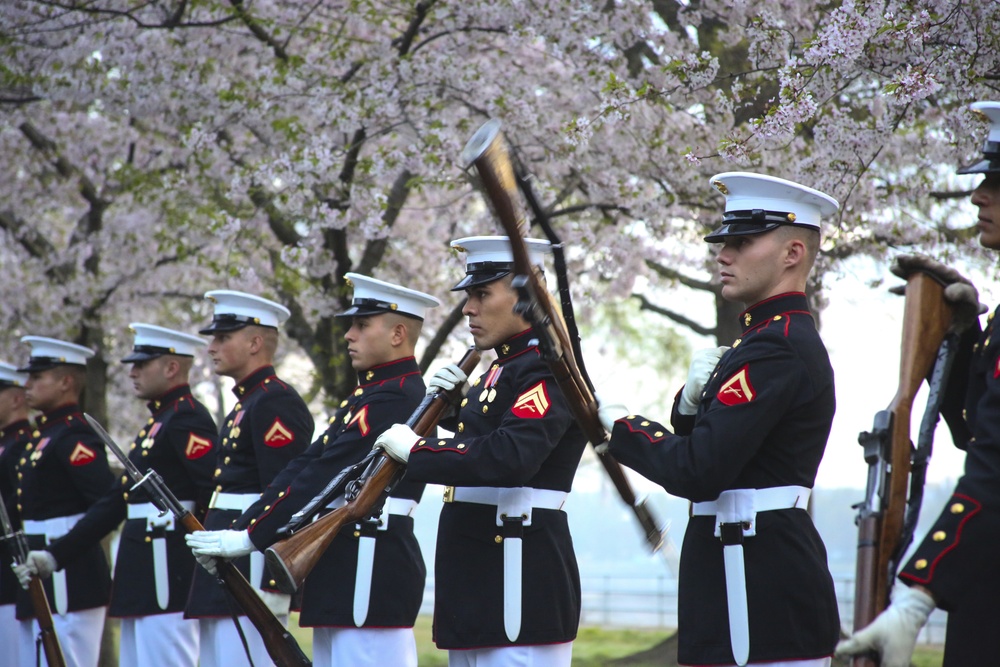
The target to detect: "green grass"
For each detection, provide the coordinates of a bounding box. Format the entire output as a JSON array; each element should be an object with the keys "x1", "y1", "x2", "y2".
[{"x1": 290, "y1": 614, "x2": 945, "y2": 666}]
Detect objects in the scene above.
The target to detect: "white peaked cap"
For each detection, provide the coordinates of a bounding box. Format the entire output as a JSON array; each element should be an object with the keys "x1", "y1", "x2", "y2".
[
  {"x1": 704, "y1": 172, "x2": 839, "y2": 242},
  {"x1": 200, "y1": 290, "x2": 291, "y2": 334},
  {"x1": 959, "y1": 101, "x2": 1000, "y2": 174},
  {"x1": 972, "y1": 101, "x2": 1000, "y2": 143},
  {"x1": 0, "y1": 362, "x2": 28, "y2": 387},
  {"x1": 449, "y1": 236, "x2": 552, "y2": 291},
  {"x1": 338, "y1": 273, "x2": 441, "y2": 320},
  {"x1": 123, "y1": 323, "x2": 207, "y2": 362},
  {"x1": 18, "y1": 336, "x2": 95, "y2": 372}
]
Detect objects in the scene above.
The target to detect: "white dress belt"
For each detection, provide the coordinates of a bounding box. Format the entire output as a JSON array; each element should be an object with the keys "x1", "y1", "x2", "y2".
[
  {"x1": 23, "y1": 513, "x2": 85, "y2": 616},
  {"x1": 444, "y1": 486, "x2": 568, "y2": 513},
  {"x1": 23, "y1": 513, "x2": 85, "y2": 539},
  {"x1": 691, "y1": 485, "x2": 811, "y2": 528},
  {"x1": 320, "y1": 495, "x2": 419, "y2": 628},
  {"x1": 126, "y1": 501, "x2": 196, "y2": 523},
  {"x1": 442, "y1": 486, "x2": 570, "y2": 643},
  {"x1": 126, "y1": 502, "x2": 195, "y2": 611},
  {"x1": 690, "y1": 485, "x2": 811, "y2": 667},
  {"x1": 208, "y1": 491, "x2": 260, "y2": 512}
]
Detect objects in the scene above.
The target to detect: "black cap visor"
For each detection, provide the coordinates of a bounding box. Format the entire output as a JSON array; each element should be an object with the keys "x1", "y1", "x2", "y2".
[
  {"x1": 958, "y1": 141, "x2": 1000, "y2": 174},
  {"x1": 17, "y1": 357, "x2": 84, "y2": 373},
  {"x1": 335, "y1": 300, "x2": 423, "y2": 321},
  {"x1": 121, "y1": 345, "x2": 193, "y2": 363},
  {"x1": 704, "y1": 221, "x2": 783, "y2": 243},
  {"x1": 198, "y1": 313, "x2": 270, "y2": 335},
  {"x1": 450, "y1": 261, "x2": 515, "y2": 292}
]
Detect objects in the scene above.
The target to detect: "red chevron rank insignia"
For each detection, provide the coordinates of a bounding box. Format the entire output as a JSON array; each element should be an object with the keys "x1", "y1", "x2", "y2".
[
  {"x1": 185, "y1": 433, "x2": 213, "y2": 460},
  {"x1": 347, "y1": 405, "x2": 370, "y2": 436},
  {"x1": 264, "y1": 418, "x2": 294, "y2": 447},
  {"x1": 718, "y1": 365, "x2": 755, "y2": 406},
  {"x1": 69, "y1": 442, "x2": 97, "y2": 466},
  {"x1": 512, "y1": 381, "x2": 550, "y2": 419}
]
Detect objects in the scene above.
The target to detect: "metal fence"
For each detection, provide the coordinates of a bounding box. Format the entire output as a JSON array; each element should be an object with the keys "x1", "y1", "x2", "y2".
[{"x1": 420, "y1": 574, "x2": 947, "y2": 644}]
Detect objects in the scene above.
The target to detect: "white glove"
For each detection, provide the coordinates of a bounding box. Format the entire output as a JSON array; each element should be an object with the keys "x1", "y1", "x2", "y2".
[
  {"x1": 373, "y1": 423, "x2": 419, "y2": 464},
  {"x1": 193, "y1": 552, "x2": 219, "y2": 576},
  {"x1": 595, "y1": 391, "x2": 630, "y2": 434},
  {"x1": 12, "y1": 551, "x2": 57, "y2": 589},
  {"x1": 185, "y1": 529, "x2": 255, "y2": 559},
  {"x1": 678, "y1": 346, "x2": 728, "y2": 415},
  {"x1": 427, "y1": 364, "x2": 468, "y2": 395},
  {"x1": 835, "y1": 584, "x2": 936, "y2": 667},
  {"x1": 256, "y1": 589, "x2": 291, "y2": 617}
]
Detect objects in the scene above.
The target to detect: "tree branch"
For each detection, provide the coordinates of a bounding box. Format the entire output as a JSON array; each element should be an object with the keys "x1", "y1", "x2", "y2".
[
  {"x1": 228, "y1": 0, "x2": 288, "y2": 61},
  {"x1": 633, "y1": 293, "x2": 717, "y2": 338},
  {"x1": 420, "y1": 298, "x2": 467, "y2": 373},
  {"x1": 645, "y1": 259, "x2": 716, "y2": 292}
]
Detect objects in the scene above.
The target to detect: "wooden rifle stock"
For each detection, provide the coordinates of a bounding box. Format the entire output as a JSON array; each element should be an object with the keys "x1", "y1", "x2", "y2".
[
  {"x1": 852, "y1": 272, "x2": 953, "y2": 667},
  {"x1": 26, "y1": 577, "x2": 66, "y2": 667},
  {"x1": 462, "y1": 119, "x2": 665, "y2": 552},
  {"x1": 265, "y1": 347, "x2": 482, "y2": 594}
]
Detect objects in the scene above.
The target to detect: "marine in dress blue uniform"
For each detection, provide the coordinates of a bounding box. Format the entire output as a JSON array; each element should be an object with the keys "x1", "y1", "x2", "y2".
[
  {"x1": 837, "y1": 101, "x2": 1000, "y2": 667},
  {"x1": 182, "y1": 290, "x2": 313, "y2": 667},
  {"x1": 190, "y1": 274, "x2": 440, "y2": 667},
  {"x1": 601, "y1": 174, "x2": 841, "y2": 667},
  {"x1": 13, "y1": 337, "x2": 115, "y2": 667},
  {"x1": 375, "y1": 237, "x2": 587, "y2": 667},
  {"x1": 24, "y1": 324, "x2": 219, "y2": 666},
  {"x1": 0, "y1": 362, "x2": 31, "y2": 667}
]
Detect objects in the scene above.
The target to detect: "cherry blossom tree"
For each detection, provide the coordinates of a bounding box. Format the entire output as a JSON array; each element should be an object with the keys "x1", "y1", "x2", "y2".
[{"x1": 1, "y1": 0, "x2": 999, "y2": 429}]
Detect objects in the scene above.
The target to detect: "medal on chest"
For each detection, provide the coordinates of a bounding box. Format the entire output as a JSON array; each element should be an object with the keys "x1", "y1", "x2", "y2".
[
  {"x1": 28, "y1": 437, "x2": 51, "y2": 465},
  {"x1": 141, "y1": 421, "x2": 163, "y2": 451},
  {"x1": 230, "y1": 410, "x2": 245, "y2": 439},
  {"x1": 478, "y1": 365, "x2": 504, "y2": 404}
]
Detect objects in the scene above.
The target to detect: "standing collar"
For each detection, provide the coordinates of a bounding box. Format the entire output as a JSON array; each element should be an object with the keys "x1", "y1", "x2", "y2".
[
  {"x1": 494, "y1": 328, "x2": 538, "y2": 362},
  {"x1": 232, "y1": 365, "x2": 277, "y2": 399},
  {"x1": 146, "y1": 384, "x2": 194, "y2": 415},
  {"x1": 36, "y1": 403, "x2": 82, "y2": 429},
  {"x1": 356, "y1": 356, "x2": 420, "y2": 386},
  {"x1": 0, "y1": 418, "x2": 32, "y2": 440},
  {"x1": 738, "y1": 292, "x2": 811, "y2": 333}
]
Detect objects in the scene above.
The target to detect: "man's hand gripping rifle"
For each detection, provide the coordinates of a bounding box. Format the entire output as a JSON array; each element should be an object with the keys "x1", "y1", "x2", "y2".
[{"x1": 0, "y1": 486, "x2": 66, "y2": 667}]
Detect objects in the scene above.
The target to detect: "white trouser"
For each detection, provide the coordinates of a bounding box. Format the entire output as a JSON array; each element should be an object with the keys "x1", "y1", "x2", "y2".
[
  {"x1": 18, "y1": 606, "x2": 106, "y2": 667},
  {"x1": 119, "y1": 612, "x2": 198, "y2": 667},
  {"x1": 0, "y1": 603, "x2": 20, "y2": 666},
  {"x1": 198, "y1": 614, "x2": 288, "y2": 667},
  {"x1": 447, "y1": 642, "x2": 573, "y2": 667},
  {"x1": 713, "y1": 660, "x2": 831, "y2": 667},
  {"x1": 312, "y1": 627, "x2": 416, "y2": 667}
]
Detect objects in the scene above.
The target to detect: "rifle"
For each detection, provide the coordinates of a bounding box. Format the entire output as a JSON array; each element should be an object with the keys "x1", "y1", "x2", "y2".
[
  {"x1": 461, "y1": 119, "x2": 667, "y2": 554},
  {"x1": 851, "y1": 272, "x2": 955, "y2": 667},
  {"x1": 264, "y1": 346, "x2": 482, "y2": 594},
  {"x1": 82, "y1": 414, "x2": 311, "y2": 667},
  {"x1": 0, "y1": 490, "x2": 66, "y2": 667}
]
